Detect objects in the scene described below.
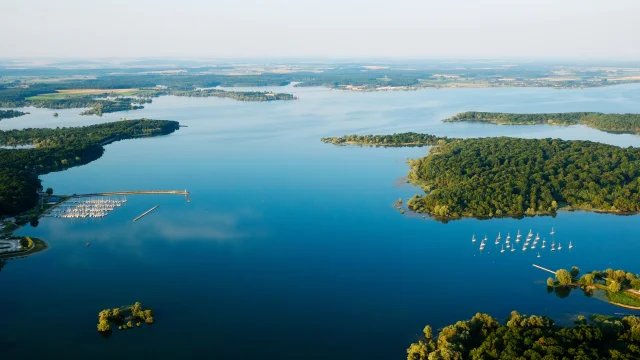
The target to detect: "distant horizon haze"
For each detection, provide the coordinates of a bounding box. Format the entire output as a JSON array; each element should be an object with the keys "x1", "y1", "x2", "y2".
[{"x1": 2, "y1": 0, "x2": 639, "y2": 60}]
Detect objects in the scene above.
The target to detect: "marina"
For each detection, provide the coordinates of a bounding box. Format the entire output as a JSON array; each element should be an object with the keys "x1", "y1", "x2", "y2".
[{"x1": 47, "y1": 196, "x2": 127, "y2": 219}]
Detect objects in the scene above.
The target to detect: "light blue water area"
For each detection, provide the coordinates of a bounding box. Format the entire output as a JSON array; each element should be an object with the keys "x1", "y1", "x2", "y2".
[{"x1": 2, "y1": 84, "x2": 640, "y2": 359}]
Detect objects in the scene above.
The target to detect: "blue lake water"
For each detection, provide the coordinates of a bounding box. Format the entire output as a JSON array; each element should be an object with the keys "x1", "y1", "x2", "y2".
[{"x1": 2, "y1": 84, "x2": 640, "y2": 359}]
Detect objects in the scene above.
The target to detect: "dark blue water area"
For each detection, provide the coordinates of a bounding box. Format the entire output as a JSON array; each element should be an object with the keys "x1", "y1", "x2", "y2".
[{"x1": 2, "y1": 85, "x2": 640, "y2": 359}]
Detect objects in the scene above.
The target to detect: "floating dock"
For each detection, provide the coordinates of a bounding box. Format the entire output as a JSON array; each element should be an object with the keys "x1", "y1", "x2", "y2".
[{"x1": 133, "y1": 205, "x2": 159, "y2": 222}]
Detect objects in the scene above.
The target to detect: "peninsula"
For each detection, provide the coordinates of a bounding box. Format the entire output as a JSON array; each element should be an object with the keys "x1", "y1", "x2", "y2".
[
  {"x1": 0, "y1": 110, "x2": 28, "y2": 120},
  {"x1": 543, "y1": 266, "x2": 640, "y2": 309},
  {"x1": 323, "y1": 134, "x2": 640, "y2": 220},
  {"x1": 320, "y1": 132, "x2": 448, "y2": 147},
  {"x1": 407, "y1": 311, "x2": 640, "y2": 360},
  {"x1": 445, "y1": 111, "x2": 640, "y2": 134},
  {"x1": 0, "y1": 119, "x2": 180, "y2": 218}
]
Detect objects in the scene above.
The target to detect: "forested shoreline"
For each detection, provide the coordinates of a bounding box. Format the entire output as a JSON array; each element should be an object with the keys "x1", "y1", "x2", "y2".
[
  {"x1": 407, "y1": 137, "x2": 640, "y2": 219},
  {"x1": 322, "y1": 133, "x2": 640, "y2": 220},
  {"x1": 407, "y1": 312, "x2": 640, "y2": 359},
  {"x1": 446, "y1": 111, "x2": 640, "y2": 133},
  {"x1": 0, "y1": 120, "x2": 179, "y2": 216}
]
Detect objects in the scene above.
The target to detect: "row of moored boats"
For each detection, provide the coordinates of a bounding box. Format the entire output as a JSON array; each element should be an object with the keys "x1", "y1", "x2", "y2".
[
  {"x1": 49, "y1": 197, "x2": 127, "y2": 219},
  {"x1": 472, "y1": 227, "x2": 573, "y2": 258}
]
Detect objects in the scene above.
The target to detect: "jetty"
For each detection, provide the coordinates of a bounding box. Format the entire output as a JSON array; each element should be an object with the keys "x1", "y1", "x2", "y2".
[
  {"x1": 134, "y1": 205, "x2": 159, "y2": 222},
  {"x1": 73, "y1": 190, "x2": 190, "y2": 202},
  {"x1": 532, "y1": 264, "x2": 556, "y2": 274}
]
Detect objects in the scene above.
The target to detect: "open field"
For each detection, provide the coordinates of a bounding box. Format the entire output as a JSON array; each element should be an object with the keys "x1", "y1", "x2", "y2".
[
  {"x1": 26, "y1": 88, "x2": 146, "y2": 100},
  {"x1": 56, "y1": 88, "x2": 139, "y2": 94}
]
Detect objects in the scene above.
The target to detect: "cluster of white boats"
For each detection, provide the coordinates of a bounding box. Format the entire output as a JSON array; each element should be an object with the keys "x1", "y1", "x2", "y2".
[
  {"x1": 49, "y1": 197, "x2": 127, "y2": 219},
  {"x1": 472, "y1": 227, "x2": 573, "y2": 258}
]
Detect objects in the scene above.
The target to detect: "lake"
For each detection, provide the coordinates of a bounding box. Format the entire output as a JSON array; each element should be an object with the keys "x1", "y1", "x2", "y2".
[{"x1": 2, "y1": 84, "x2": 640, "y2": 359}]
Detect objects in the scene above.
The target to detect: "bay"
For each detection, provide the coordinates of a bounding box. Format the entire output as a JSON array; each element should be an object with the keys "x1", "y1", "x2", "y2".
[{"x1": 2, "y1": 84, "x2": 640, "y2": 359}]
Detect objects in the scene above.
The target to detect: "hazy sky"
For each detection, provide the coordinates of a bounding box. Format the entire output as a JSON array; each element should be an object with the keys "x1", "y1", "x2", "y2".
[{"x1": 2, "y1": 0, "x2": 639, "y2": 59}]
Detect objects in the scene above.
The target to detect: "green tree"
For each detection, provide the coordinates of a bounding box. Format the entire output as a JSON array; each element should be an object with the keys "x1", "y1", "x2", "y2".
[
  {"x1": 546, "y1": 277, "x2": 555, "y2": 287},
  {"x1": 631, "y1": 279, "x2": 640, "y2": 290},
  {"x1": 97, "y1": 319, "x2": 111, "y2": 332},
  {"x1": 556, "y1": 269, "x2": 572, "y2": 285},
  {"x1": 580, "y1": 274, "x2": 595, "y2": 286},
  {"x1": 608, "y1": 281, "x2": 622, "y2": 293},
  {"x1": 423, "y1": 325, "x2": 433, "y2": 339},
  {"x1": 570, "y1": 266, "x2": 580, "y2": 280},
  {"x1": 45, "y1": 187, "x2": 53, "y2": 196}
]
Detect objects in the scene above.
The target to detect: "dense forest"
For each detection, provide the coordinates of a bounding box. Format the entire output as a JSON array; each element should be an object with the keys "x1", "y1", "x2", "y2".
[
  {"x1": 321, "y1": 132, "x2": 448, "y2": 146},
  {"x1": 0, "y1": 110, "x2": 27, "y2": 120},
  {"x1": 0, "y1": 120, "x2": 179, "y2": 216},
  {"x1": 407, "y1": 312, "x2": 640, "y2": 360},
  {"x1": 446, "y1": 111, "x2": 640, "y2": 133},
  {"x1": 406, "y1": 137, "x2": 640, "y2": 219}
]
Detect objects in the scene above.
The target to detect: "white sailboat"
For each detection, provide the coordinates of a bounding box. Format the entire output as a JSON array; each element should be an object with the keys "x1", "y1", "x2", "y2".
[
  {"x1": 516, "y1": 230, "x2": 522, "y2": 239},
  {"x1": 528, "y1": 229, "x2": 533, "y2": 237},
  {"x1": 522, "y1": 244, "x2": 527, "y2": 251},
  {"x1": 550, "y1": 227, "x2": 555, "y2": 235},
  {"x1": 511, "y1": 247, "x2": 515, "y2": 252},
  {"x1": 551, "y1": 240, "x2": 556, "y2": 252},
  {"x1": 558, "y1": 242, "x2": 562, "y2": 251},
  {"x1": 497, "y1": 232, "x2": 501, "y2": 240},
  {"x1": 541, "y1": 239, "x2": 546, "y2": 249},
  {"x1": 483, "y1": 234, "x2": 488, "y2": 242},
  {"x1": 472, "y1": 234, "x2": 476, "y2": 243},
  {"x1": 531, "y1": 243, "x2": 536, "y2": 249},
  {"x1": 506, "y1": 233, "x2": 511, "y2": 241},
  {"x1": 537, "y1": 252, "x2": 541, "y2": 258},
  {"x1": 535, "y1": 233, "x2": 540, "y2": 241},
  {"x1": 501, "y1": 244, "x2": 505, "y2": 253},
  {"x1": 569, "y1": 241, "x2": 573, "y2": 249}
]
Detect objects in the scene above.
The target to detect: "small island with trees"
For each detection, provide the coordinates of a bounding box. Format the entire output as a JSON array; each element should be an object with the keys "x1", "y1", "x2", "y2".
[
  {"x1": 445, "y1": 111, "x2": 640, "y2": 134},
  {"x1": 97, "y1": 302, "x2": 155, "y2": 334},
  {"x1": 407, "y1": 311, "x2": 640, "y2": 359},
  {"x1": 546, "y1": 266, "x2": 640, "y2": 309},
  {"x1": 0, "y1": 109, "x2": 28, "y2": 120}
]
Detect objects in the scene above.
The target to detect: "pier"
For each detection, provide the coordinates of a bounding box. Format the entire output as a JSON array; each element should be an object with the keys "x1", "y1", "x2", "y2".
[
  {"x1": 532, "y1": 264, "x2": 556, "y2": 274},
  {"x1": 134, "y1": 205, "x2": 159, "y2": 222},
  {"x1": 73, "y1": 190, "x2": 190, "y2": 202}
]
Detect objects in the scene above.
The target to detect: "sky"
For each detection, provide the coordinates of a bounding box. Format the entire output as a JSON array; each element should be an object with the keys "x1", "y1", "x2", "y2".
[{"x1": 2, "y1": 0, "x2": 639, "y2": 59}]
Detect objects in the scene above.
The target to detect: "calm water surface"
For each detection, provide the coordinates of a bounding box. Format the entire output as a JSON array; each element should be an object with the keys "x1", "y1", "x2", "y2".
[{"x1": 2, "y1": 84, "x2": 640, "y2": 359}]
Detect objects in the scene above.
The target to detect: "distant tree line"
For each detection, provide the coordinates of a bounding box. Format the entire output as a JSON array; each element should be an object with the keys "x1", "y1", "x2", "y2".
[
  {"x1": 446, "y1": 111, "x2": 640, "y2": 133},
  {"x1": 0, "y1": 120, "x2": 179, "y2": 216},
  {"x1": 164, "y1": 89, "x2": 296, "y2": 101},
  {"x1": 407, "y1": 311, "x2": 640, "y2": 359}
]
